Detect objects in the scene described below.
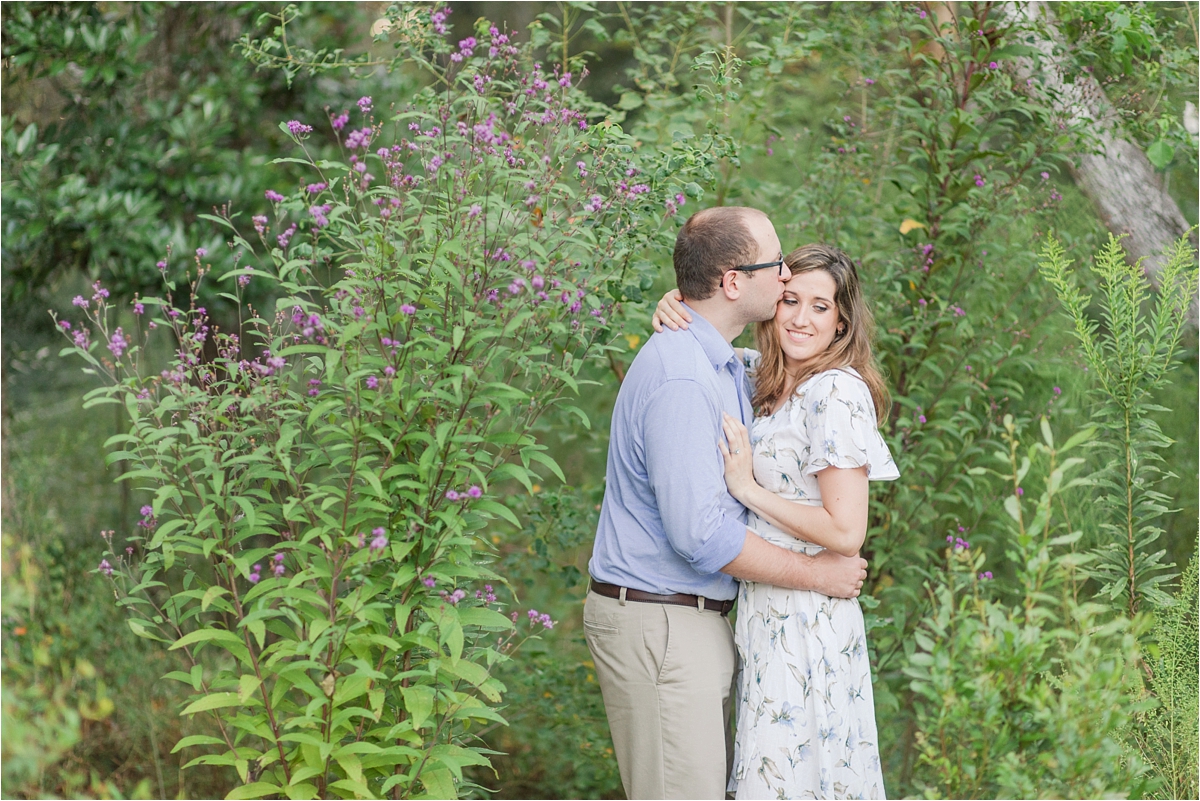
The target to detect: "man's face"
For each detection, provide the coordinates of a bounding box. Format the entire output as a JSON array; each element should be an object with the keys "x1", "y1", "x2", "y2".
[{"x1": 736, "y1": 214, "x2": 792, "y2": 322}]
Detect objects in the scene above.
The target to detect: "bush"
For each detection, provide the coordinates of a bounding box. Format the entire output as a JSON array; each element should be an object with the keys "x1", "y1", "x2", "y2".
[
  {"x1": 55, "y1": 9, "x2": 720, "y2": 799},
  {"x1": 905, "y1": 415, "x2": 1153, "y2": 799}
]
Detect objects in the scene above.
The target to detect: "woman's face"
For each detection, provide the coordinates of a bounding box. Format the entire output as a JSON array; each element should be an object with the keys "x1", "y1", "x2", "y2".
[{"x1": 774, "y1": 269, "x2": 841, "y2": 369}]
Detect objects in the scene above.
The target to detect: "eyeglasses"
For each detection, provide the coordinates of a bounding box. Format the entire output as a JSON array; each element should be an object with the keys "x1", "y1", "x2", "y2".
[{"x1": 720, "y1": 253, "x2": 786, "y2": 286}]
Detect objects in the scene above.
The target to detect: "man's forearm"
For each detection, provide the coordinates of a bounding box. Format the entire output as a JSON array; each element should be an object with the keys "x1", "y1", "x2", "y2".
[{"x1": 720, "y1": 530, "x2": 867, "y2": 598}]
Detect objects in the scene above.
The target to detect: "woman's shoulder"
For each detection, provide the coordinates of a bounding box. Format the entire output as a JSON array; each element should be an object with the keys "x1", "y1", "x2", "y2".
[{"x1": 799, "y1": 366, "x2": 868, "y2": 397}]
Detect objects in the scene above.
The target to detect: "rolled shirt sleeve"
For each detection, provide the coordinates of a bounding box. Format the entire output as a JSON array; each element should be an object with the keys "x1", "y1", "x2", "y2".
[{"x1": 642, "y1": 379, "x2": 748, "y2": 574}]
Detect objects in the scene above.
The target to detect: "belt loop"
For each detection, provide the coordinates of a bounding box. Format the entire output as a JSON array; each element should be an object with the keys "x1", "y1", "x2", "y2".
[
  {"x1": 697, "y1": 595, "x2": 706, "y2": 612},
  {"x1": 618, "y1": 587, "x2": 628, "y2": 606}
]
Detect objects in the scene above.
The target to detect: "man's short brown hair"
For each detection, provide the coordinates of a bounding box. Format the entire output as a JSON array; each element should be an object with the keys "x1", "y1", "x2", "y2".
[{"x1": 673, "y1": 206, "x2": 763, "y2": 301}]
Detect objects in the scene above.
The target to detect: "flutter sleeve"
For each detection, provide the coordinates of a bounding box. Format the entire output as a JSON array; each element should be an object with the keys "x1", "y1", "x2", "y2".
[{"x1": 800, "y1": 369, "x2": 900, "y2": 481}]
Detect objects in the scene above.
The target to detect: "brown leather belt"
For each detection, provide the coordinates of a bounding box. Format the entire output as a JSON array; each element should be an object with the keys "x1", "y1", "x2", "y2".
[{"x1": 590, "y1": 580, "x2": 735, "y2": 616}]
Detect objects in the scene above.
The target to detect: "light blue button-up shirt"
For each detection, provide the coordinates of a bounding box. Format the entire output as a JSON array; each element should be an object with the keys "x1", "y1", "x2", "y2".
[{"x1": 589, "y1": 306, "x2": 752, "y2": 601}]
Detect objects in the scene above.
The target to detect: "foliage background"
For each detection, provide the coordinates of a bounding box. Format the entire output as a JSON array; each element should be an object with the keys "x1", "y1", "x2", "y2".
[{"x1": 2, "y1": 2, "x2": 1196, "y2": 799}]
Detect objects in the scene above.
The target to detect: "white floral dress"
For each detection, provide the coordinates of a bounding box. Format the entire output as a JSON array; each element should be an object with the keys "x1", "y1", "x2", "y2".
[{"x1": 729, "y1": 358, "x2": 898, "y2": 800}]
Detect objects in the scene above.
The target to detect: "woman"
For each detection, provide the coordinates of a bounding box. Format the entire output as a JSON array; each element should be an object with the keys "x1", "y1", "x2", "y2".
[{"x1": 653, "y1": 244, "x2": 897, "y2": 800}]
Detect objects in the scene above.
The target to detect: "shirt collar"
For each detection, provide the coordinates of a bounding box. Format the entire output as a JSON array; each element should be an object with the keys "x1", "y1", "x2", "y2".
[{"x1": 681, "y1": 303, "x2": 737, "y2": 372}]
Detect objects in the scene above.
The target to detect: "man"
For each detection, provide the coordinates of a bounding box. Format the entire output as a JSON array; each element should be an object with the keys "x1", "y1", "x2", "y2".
[{"x1": 585, "y1": 206, "x2": 870, "y2": 800}]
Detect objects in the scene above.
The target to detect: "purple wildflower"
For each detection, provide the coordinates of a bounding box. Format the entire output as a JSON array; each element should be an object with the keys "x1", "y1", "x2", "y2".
[
  {"x1": 445, "y1": 489, "x2": 460, "y2": 501},
  {"x1": 430, "y1": 8, "x2": 448, "y2": 31},
  {"x1": 331, "y1": 112, "x2": 349, "y2": 130},
  {"x1": 73, "y1": 295, "x2": 88, "y2": 308},
  {"x1": 370, "y1": 527, "x2": 388, "y2": 551},
  {"x1": 286, "y1": 120, "x2": 313, "y2": 137},
  {"x1": 107, "y1": 328, "x2": 128, "y2": 359},
  {"x1": 265, "y1": 189, "x2": 285, "y2": 202},
  {"x1": 366, "y1": 375, "x2": 379, "y2": 389},
  {"x1": 357, "y1": 96, "x2": 373, "y2": 114},
  {"x1": 99, "y1": 559, "x2": 113, "y2": 576},
  {"x1": 306, "y1": 182, "x2": 328, "y2": 194},
  {"x1": 467, "y1": 485, "x2": 482, "y2": 498},
  {"x1": 310, "y1": 204, "x2": 331, "y2": 228},
  {"x1": 974, "y1": 174, "x2": 985, "y2": 187},
  {"x1": 423, "y1": 576, "x2": 437, "y2": 588},
  {"x1": 979, "y1": 571, "x2": 993, "y2": 580},
  {"x1": 400, "y1": 303, "x2": 416, "y2": 315},
  {"x1": 249, "y1": 564, "x2": 262, "y2": 584}
]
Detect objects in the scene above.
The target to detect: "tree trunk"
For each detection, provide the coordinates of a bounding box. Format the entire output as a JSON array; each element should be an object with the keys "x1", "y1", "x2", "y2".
[{"x1": 1006, "y1": 1, "x2": 1197, "y2": 293}]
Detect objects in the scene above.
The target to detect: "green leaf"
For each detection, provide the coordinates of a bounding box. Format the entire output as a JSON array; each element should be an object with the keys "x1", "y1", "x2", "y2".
[
  {"x1": 127, "y1": 618, "x2": 169, "y2": 643},
  {"x1": 457, "y1": 607, "x2": 514, "y2": 631},
  {"x1": 238, "y1": 674, "x2": 262, "y2": 704},
  {"x1": 170, "y1": 734, "x2": 227, "y2": 753},
  {"x1": 419, "y1": 767, "x2": 456, "y2": 799},
  {"x1": 1146, "y1": 140, "x2": 1174, "y2": 170},
  {"x1": 181, "y1": 692, "x2": 242, "y2": 716},
  {"x1": 201, "y1": 585, "x2": 229, "y2": 612},
  {"x1": 1004, "y1": 495, "x2": 1022, "y2": 523},
  {"x1": 400, "y1": 685, "x2": 435, "y2": 730},
  {"x1": 170, "y1": 628, "x2": 245, "y2": 652},
  {"x1": 225, "y1": 782, "x2": 283, "y2": 800},
  {"x1": 472, "y1": 499, "x2": 520, "y2": 527}
]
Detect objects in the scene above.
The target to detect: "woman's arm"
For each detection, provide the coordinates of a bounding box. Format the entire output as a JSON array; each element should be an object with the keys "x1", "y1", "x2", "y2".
[{"x1": 719, "y1": 412, "x2": 868, "y2": 557}]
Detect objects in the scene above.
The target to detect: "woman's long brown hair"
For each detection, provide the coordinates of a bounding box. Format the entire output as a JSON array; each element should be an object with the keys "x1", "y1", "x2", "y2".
[{"x1": 751, "y1": 244, "x2": 891, "y2": 422}]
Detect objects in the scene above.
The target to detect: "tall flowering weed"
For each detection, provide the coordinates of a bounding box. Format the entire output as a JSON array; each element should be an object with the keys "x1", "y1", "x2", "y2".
[{"x1": 55, "y1": 10, "x2": 719, "y2": 799}]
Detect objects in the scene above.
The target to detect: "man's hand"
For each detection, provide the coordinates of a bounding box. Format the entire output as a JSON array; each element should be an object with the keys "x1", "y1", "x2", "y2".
[{"x1": 806, "y1": 549, "x2": 868, "y2": 599}]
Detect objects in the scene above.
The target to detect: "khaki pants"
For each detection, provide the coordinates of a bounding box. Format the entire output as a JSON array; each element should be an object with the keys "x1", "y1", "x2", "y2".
[{"x1": 584, "y1": 589, "x2": 737, "y2": 800}]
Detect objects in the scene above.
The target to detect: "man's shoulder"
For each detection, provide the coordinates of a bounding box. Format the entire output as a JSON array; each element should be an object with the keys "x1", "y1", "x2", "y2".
[{"x1": 632, "y1": 328, "x2": 710, "y2": 382}]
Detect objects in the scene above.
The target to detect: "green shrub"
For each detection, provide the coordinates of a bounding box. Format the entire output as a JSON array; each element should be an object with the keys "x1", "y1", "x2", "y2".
[
  {"x1": 1129, "y1": 548, "x2": 1200, "y2": 799},
  {"x1": 1039, "y1": 234, "x2": 1199, "y2": 614},
  {"x1": 55, "y1": 8, "x2": 722, "y2": 799},
  {"x1": 905, "y1": 415, "x2": 1153, "y2": 799}
]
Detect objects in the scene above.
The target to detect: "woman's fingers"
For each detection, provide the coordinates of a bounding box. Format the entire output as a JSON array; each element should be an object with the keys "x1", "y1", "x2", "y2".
[
  {"x1": 651, "y1": 290, "x2": 691, "y2": 332},
  {"x1": 722, "y1": 413, "x2": 749, "y2": 450}
]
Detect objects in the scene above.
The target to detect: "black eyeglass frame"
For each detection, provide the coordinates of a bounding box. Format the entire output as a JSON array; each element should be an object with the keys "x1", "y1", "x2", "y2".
[{"x1": 719, "y1": 253, "x2": 786, "y2": 286}]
